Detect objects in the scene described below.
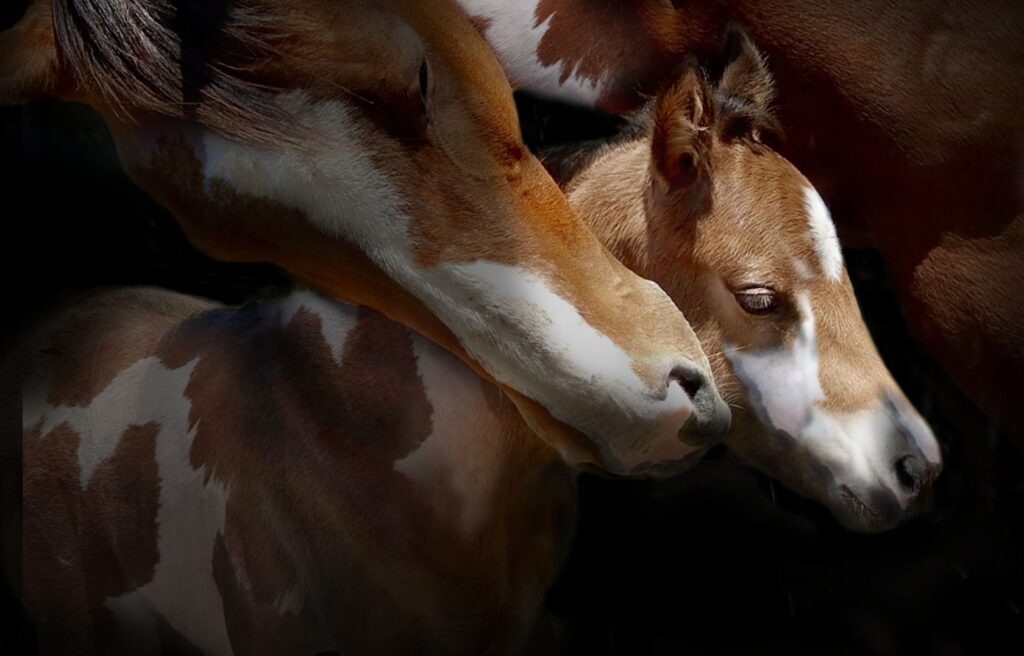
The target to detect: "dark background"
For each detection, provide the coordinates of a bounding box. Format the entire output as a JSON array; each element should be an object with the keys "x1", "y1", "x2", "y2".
[{"x1": 2, "y1": 3, "x2": 1023, "y2": 654}]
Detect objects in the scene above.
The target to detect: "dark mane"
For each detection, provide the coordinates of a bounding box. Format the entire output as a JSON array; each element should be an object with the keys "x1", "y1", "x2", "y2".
[
  {"x1": 538, "y1": 103, "x2": 653, "y2": 187},
  {"x1": 53, "y1": 0, "x2": 293, "y2": 142}
]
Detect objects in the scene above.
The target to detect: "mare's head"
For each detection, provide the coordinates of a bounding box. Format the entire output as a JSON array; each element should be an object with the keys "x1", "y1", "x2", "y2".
[
  {"x1": 566, "y1": 29, "x2": 942, "y2": 529},
  {"x1": 0, "y1": 0, "x2": 731, "y2": 475}
]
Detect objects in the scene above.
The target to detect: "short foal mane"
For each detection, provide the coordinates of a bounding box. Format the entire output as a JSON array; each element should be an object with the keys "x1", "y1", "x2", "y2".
[
  {"x1": 52, "y1": 0, "x2": 299, "y2": 141},
  {"x1": 545, "y1": 26, "x2": 782, "y2": 188}
]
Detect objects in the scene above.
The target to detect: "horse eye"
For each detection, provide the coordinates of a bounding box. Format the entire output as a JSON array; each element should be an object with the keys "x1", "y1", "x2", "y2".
[
  {"x1": 734, "y1": 287, "x2": 777, "y2": 316},
  {"x1": 418, "y1": 60, "x2": 429, "y2": 104}
]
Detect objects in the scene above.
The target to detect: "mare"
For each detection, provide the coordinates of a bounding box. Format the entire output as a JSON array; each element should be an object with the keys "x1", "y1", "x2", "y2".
[{"x1": 0, "y1": 0, "x2": 731, "y2": 474}]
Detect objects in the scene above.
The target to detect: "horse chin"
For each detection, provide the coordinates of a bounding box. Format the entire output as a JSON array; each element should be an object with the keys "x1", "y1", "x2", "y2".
[
  {"x1": 634, "y1": 447, "x2": 711, "y2": 479},
  {"x1": 582, "y1": 446, "x2": 710, "y2": 479},
  {"x1": 826, "y1": 484, "x2": 909, "y2": 534}
]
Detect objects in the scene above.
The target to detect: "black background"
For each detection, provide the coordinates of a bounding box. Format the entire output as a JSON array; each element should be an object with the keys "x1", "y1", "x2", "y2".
[{"x1": 2, "y1": 1, "x2": 1023, "y2": 653}]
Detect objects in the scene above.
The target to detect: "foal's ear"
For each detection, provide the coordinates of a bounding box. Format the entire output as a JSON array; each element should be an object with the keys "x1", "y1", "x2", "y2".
[
  {"x1": 652, "y1": 67, "x2": 712, "y2": 190},
  {"x1": 715, "y1": 24, "x2": 779, "y2": 142},
  {"x1": 0, "y1": 1, "x2": 59, "y2": 105}
]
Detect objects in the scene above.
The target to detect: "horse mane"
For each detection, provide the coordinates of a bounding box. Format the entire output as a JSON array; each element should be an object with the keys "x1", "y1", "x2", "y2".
[{"x1": 52, "y1": 0, "x2": 293, "y2": 142}]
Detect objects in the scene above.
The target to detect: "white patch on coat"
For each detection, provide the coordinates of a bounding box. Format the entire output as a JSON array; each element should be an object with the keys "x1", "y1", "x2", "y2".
[
  {"x1": 394, "y1": 336, "x2": 507, "y2": 537},
  {"x1": 103, "y1": 357, "x2": 233, "y2": 656},
  {"x1": 803, "y1": 186, "x2": 843, "y2": 282},
  {"x1": 200, "y1": 92, "x2": 410, "y2": 266},
  {"x1": 29, "y1": 356, "x2": 234, "y2": 655},
  {"x1": 277, "y1": 291, "x2": 359, "y2": 365},
  {"x1": 726, "y1": 293, "x2": 823, "y2": 437},
  {"x1": 455, "y1": 0, "x2": 606, "y2": 106},
  {"x1": 824, "y1": 396, "x2": 941, "y2": 500},
  {"x1": 27, "y1": 358, "x2": 197, "y2": 490}
]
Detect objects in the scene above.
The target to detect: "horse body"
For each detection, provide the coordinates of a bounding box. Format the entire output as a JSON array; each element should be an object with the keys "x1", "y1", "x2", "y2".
[
  {"x1": 0, "y1": 0, "x2": 732, "y2": 474},
  {"x1": 18, "y1": 287, "x2": 573, "y2": 655},
  {"x1": 459, "y1": 0, "x2": 1024, "y2": 444}
]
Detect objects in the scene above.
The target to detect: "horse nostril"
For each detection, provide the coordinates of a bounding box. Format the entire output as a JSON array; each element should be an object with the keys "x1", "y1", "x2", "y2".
[
  {"x1": 670, "y1": 365, "x2": 704, "y2": 401},
  {"x1": 894, "y1": 454, "x2": 926, "y2": 493}
]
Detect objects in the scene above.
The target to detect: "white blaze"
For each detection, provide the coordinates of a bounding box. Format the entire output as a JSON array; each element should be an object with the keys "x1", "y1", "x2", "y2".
[
  {"x1": 726, "y1": 293, "x2": 823, "y2": 437},
  {"x1": 803, "y1": 186, "x2": 843, "y2": 282}
]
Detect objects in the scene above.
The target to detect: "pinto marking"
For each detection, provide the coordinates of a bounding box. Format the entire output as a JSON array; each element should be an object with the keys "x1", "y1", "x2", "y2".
[
  {"x1": 195, "y1": 91, "x2": 715, "y2": 472},
  {"x1": 26, "y1": 358, "x2": 199, "y2": 490},
  {"x1": 394, "y1": 335, "x2": 507, "y2": 537},
  {"x1": 200, "y1": 92, "x2": 411, "y2": 267},
  {"x1": 457, "y1": 0, "x2": 607, "y2": 106},
  {"x1": 16, "y1": 286, "x2": 578, "y2": 653},
  {"x1": 100, "y1": 358, "x2": 233, "y2": 656},
  {"x1": 458, "y1": 0, "x2": 1024, "y2": 446},
  {"x1": 26, "y1": 353, "x2": 234, "y2": 654},
  {"x1": 278, "y1": 291, "x2": 358, "y2": 364}
]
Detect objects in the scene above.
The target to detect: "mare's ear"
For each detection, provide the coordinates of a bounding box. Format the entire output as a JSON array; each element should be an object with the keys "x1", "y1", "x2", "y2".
[
  {"x1": 715, "y1": 24, "x2": 779, "y2": 143},
  {"x1": 651, "y1": 66, "x2": 713, "y2": 190},
  {"x1": 0, "y1": 0, "x2": 59, "y2": 105}
]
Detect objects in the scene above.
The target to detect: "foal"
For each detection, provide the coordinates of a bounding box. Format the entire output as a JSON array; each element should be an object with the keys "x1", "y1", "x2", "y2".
[{"x1": 559, "y1": 32, "x2": 941, "y2": 531}]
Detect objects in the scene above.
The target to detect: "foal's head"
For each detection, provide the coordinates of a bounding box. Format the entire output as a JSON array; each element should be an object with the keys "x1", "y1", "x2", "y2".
[{"x1": 567, "y1": 30, "x2": 942, "y2": 530}]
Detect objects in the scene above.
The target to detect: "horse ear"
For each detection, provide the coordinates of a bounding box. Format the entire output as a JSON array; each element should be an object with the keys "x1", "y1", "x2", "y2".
[
  {"x1": 651, "y1": 66, "x2": 713, "y2": 190},
  {"x1": 715, "y1": 24, "x2": 779, "y2": 142},
  {"x1": 0, "y1": 1, "x2": 59, "y2": 105}
]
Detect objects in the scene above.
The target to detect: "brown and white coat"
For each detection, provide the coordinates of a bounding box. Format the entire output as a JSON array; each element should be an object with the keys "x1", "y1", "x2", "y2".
[
  {"x1": 17, "y1": 288, "x2": 572, "y2": 655},
  {"x1": 12, "y1": 43, "x2": 942, "y2": 655}
]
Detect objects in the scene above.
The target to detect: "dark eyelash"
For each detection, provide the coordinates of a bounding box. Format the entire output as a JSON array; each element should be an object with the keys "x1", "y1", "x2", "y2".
[{"x1": 735, "y1": 289, "x2": 777, "y2": 315}]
